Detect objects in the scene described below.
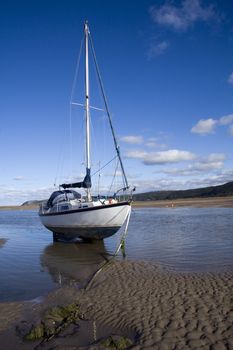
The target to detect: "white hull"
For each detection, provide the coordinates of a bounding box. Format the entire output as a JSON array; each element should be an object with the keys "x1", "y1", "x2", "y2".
[
  {"x1": 39, "y1": 201, "x2": 131, "y2": 240},
  {"x1": 38, "y1": 23, "x2": 133, "y2": 241}
]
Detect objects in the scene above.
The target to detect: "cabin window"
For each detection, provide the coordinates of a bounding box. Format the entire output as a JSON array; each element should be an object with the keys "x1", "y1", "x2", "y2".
[{"x1": 60, "y1": 205, "x2": 69, "y2": 211}]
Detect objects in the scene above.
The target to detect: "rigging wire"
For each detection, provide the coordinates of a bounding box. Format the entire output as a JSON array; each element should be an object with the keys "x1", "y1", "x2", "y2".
[
  {"x1": 89, "y1": 32, "x2": 129, "y2": 189},
  {"x1": 97, "y1": 161, "x2": 101, "y2": 196},
  {"x1": 91, "y1": 155, "x2": 118, "y2": 177},
  {"x1": 54, "y1": 35, "x2": 85, "y2": 187},
  {"x1": 55, "y1": 26, "x2": 130, "y2": 196},
  {"x1": 69, "y1": 35, "x2": 84, "y2": 182},
  {"x1": 91, "y1": 49, "x2": 108, "y2": 165},
  {"x1": 70, "y1": 36, "x2": 84, "y2": 104},
  {"x1": 108, "y1": 159, "x2": 120, "y2": 197}
]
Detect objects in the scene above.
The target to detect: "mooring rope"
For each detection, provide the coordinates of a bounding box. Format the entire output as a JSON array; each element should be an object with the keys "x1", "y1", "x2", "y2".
[{"x1": 85, "y1": 206, "x2": 132, "y2": 291}]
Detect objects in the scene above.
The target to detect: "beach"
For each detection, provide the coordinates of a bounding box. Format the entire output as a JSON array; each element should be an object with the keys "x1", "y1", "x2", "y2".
[
  {"x1": 133, "y1": 196, "x2": 233, "y2": 208},
  {"x1": 0, "y1": 200, "x2": 233, "y2": 349},
  {"x1": 0, "y1": 259, "x2": 233, "y2": 349}
]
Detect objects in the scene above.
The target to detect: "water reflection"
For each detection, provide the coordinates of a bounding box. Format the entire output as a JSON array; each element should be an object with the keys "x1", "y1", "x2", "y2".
[
  {"x1": 0, "y1": 238, "x2": 8, "y2": 248},
  {"x1": 1, "y1": 208, "x2": 233, "y2": 302},
  {"x1": 41, "y1": 240, "x2": 108, "y2": 287}
]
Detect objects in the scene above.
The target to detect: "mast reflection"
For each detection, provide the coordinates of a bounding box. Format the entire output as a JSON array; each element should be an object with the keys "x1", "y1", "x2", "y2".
[{"x1": 41, "y1": 239, "x2": 108, "y2": 288}]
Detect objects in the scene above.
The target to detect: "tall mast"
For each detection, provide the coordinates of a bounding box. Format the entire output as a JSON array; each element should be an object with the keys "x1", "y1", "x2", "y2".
[{"x1": 84, "y1": 21, "x2": 92, "y2": 201}]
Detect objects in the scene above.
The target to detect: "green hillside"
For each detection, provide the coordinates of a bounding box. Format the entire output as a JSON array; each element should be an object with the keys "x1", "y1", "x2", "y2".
[{"x1": 134, "y1": 181, "x2": 233, "y2": 201}]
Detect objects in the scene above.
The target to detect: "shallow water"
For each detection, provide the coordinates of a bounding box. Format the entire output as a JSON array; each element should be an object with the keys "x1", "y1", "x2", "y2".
[
  {"x1": 0, "y1": 207, "x2": 233, "y2": 302},
  {"x1": 127, "y1": 207, "x2": 233, "y2": 272}
]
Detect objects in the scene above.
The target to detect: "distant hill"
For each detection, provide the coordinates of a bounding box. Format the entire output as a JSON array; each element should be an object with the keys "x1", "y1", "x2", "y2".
[
  {"x1": 21, "y1": 200, "x2": 45, "y2": 206},
  {"x1": 20, "y1": 181, "x2": 233, "y2": 205},
  {"x1": 133, "y1": 181, "x2": 233, "y2": 201}
]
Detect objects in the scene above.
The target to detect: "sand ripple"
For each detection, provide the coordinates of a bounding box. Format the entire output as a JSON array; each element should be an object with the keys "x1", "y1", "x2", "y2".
[
  {"x1": 78, "y1": 260, "x2": 233, "y2": 349},
  {"x1": 1, "y1": 260, "x2": 233, "y2": 349}
]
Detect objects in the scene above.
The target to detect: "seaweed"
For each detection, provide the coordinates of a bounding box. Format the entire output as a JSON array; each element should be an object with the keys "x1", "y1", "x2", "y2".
[
  {"x1": 100, "y1": 335, "x2": 133, "y2": 349},
  {"x1": 24, "y1": 302, "x2": 80, "y2": 342}
]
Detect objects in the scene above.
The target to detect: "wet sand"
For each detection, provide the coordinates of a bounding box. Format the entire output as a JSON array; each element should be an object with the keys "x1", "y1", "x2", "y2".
[{"x1": 0, "y1": 260, "x2": 233, "y2": 349}]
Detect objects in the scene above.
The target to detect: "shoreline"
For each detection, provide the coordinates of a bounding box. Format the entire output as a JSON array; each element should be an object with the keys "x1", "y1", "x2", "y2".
[
  {"x1": 0, "y1": 204, "x2": 39, "y2": 211},
  {"x1": 1, "y1": 198, "x2": 233, "y2": 348},
  {"x1": 0, "y1": 260, "x2": 233, "y2": 349},
  {"x1": 133, "y1": 196, "x2": 233, "y2": 208},
  {"x1": 1, "y1": 196, "x2": 233, "y2": 211}
]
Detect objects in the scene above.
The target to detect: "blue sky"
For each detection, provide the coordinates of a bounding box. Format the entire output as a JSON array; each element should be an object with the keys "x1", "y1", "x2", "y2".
[{"x1": 0, "y1": 0, "x2": 233, "y2": 205}]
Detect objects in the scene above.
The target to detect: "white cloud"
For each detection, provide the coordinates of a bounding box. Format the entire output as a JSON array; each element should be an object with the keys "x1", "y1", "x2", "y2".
[
  {"x1": 198, "y1": 161, "x2": 223, "y2": 171},
  {"x1": 219, "y1": 114, "x2": 233, "y2": 125},
  {"x1": 158, "y1": 153, "x2": 225, "y2": 176},
  {"x1": 191, "y1": 118, "x2": 217, "y2": 134},
  {"x1": 13, "y1": 176, "x2": 24, "y2": 181},
  {"x1": 145, "y1": 137, "x2": 167, "y2": 149},
  {"x1": 150, "y1": 0, "x2": 217, "y2": 32},
  {"x1": 206, "y1": 153, "x2": 225, "y2": 162},
  {"x1": 229, "y1": 125, "x2": 233, "y2": 136},
  {"x1": 131, "y1": 169, "x2": 233, "y2": 194},
  {"x1": 162, "y1": 161, "x2": 223, "y2": 176},
  {"x1": 0, "y1": 186, "x2": 54, "y2": 206},
  {"x1": 120, "y1": 135, "x2": 144, "y2": 145},
  {"x1": 145, "y1": 141, "x2": 157, "y2": 148},
  {"x1": 147, "y1": 41, "x2": 169, "y2": 58},
  {"x1": 191, "y1": 114, "x2": 233, "y2": 136},
  {"x1": 125, "y1": 149, "x2": 196, "y2": 165},
  {"x1": 181, "y1": 171, "x2": 233, "y2": 190},
  {"x1": 125, "y1": 150, "x2": 147, "y2": 159},
  {"x1": 1, "y1": 167, "x2": 232, "y2": 205},
  {"x1": 228, "y1": 72, "x2": 233, "y2": 84},
  {"x1": 121, "y1": 135, "x2": 167, "y2": 149},
  {"x1": 62, "y1": 174, "x2": 84, "y2": 183},
  {"x1": 145, "y1": 141, "x2": 166, "y2": 148}
]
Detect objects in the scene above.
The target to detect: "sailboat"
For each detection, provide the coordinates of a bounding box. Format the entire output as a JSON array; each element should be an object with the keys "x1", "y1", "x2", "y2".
[{"x1": 39, "y1": 22, "x2": 134, "y2": 241}]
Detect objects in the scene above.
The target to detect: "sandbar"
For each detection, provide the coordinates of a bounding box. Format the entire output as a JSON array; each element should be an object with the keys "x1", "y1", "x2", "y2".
[
  {"x1": 0, "y1": 260, "x2": 233, "y2": 349},
  {"x1": 133, "y1": 196, "x2": 233, "y2": 208}
]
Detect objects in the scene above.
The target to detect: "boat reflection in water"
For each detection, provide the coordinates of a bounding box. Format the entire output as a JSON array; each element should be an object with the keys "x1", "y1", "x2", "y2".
[{"x1": 41, "y1": 239, "x2": 108, "y2": 288}]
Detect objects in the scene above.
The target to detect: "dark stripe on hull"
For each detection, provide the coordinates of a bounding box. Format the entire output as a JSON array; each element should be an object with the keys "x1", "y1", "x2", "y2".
[
  {"x1": 39, "y1": 201, "x2": 130, "y2": 217},
  {"x1": 45, "y1": 225, "x2": 121, "y2": 240}
]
